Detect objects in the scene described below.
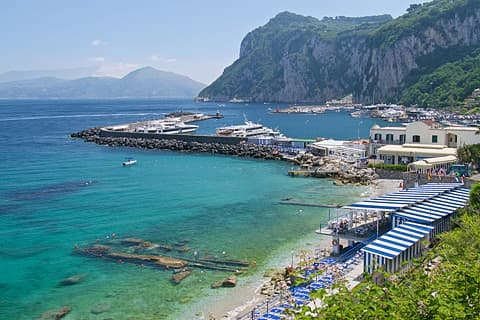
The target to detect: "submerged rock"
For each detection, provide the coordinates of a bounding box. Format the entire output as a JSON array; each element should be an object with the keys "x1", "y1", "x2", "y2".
[
  {"x1": 38, "y1": 306, "x2": 71, "y2": 320},
  {"x1": 222, "y1": 276, "x2": 237, "y2": 287},
  {"x1": 171, "y1": 270, "x2": 192, "y2": 284},
  {"x1": 58, "y1": 274, "x2": 85, "y2": 286},
  {"x1": 91, "y1": 303, "x2": 111, "y2": 314}
]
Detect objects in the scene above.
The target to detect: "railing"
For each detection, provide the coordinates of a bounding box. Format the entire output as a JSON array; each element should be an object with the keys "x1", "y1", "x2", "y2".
[
  {"x1": 339, "y1": 242, "x2": 365, "y2": 262},
  {"x1": 371, "y1": 139, "x2": 403, "y2": 145}
]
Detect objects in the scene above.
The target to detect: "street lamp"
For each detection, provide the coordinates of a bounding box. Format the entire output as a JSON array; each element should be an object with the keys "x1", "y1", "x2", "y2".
[{"x1": 357, "y1": 120, "x2": 363, "y2": 140}]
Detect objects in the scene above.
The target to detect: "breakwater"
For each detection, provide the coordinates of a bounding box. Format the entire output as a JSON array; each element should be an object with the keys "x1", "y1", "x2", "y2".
[
  {"x1": 71, "y1": 128, "x2": 380, "y2": 185},
  {"x1": 71, "y1": 128, "x2": 281, "y2": 159}
]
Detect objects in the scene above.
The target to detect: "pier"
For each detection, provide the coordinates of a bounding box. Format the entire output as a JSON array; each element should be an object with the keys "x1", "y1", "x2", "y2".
[{"x1": 278, "y1": 200, "x2": 341, "y2": 208}]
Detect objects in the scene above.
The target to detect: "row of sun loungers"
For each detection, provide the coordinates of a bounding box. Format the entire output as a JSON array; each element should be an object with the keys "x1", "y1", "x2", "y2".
[{"x1": 240, "y1": 253, "x2": 363, "y2": 319}]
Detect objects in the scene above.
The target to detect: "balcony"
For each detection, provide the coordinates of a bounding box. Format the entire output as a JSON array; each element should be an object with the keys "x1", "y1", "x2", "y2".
[{"x1": 371, "y1": 139, "x2": 404, "y2": 145}]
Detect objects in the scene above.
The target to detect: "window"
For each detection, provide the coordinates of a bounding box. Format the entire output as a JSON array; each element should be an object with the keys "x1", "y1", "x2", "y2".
[
  {"x1": 413, "y1": 135, "x2": 421, "y2": 143},
  {"x1": 374, "y1": 133, "x2": 382, "y2": 141},
  {"x1": 386, "y1": 134, "x2": 394, "y2": 142},
  {"x1": 432, "y1": 135, "x2": 438, "y2": 143},
  {"x1": 399, "y1": 134, "x2": 406, "y2": 143}
]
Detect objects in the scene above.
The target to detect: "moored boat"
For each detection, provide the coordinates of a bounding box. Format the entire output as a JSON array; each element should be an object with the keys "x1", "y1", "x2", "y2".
[
  {"x1": 215, "y1": 121, "x2": 285, "y2": 139},
  {"x1": 122, "y1": 158, "x2": 137, "y2": 166}
]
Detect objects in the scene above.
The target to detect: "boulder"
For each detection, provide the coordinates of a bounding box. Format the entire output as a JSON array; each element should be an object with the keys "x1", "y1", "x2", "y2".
[
  {"x1": 38, "y1": 306, "x2": 71, "y2": 320},
  {"x1": 171, "y1": 270, "x2": 192, "y2": 284},
  {"x1": 333, "y1": 180, "x2": 344, "y2": 186},
  {"x1": 91, "y1": 303, "x2": 111, "y2": 315},
  {"x1": 222, "y1": 276, "x2": 237, "y2": 287},
  {"x1": 58, "y1": 274, "x2": 85, "y2": 286}
]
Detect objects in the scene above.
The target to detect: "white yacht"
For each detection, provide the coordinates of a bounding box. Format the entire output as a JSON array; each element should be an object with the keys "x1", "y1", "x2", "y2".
[
  {"x1": 216, "y1": 121, "x2": 285, "y2": 139},
  {"x1": 122, "y1": 158, "x2": 137, "y2": 166},
  {"x1": 135, "y1": 119, "x2": 198, "y2": 134}
]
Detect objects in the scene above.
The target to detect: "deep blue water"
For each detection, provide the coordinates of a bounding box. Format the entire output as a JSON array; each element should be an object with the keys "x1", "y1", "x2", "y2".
[{"x1": 0, "y1": 99, "x2": 387, "y2": 319}]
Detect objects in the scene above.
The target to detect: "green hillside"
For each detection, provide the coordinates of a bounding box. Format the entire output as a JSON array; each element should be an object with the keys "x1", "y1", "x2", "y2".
[
  {"x1": 400, "y1": 49, "x2": 480, "y2": 108},
  {"x1": 199, "y1": 0, "x2": 480, "y2": 106}
]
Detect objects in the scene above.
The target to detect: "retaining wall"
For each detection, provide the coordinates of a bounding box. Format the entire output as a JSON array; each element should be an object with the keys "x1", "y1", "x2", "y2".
[{"x1": 99, "y1": 129, "x2": 246, "y2": 145}]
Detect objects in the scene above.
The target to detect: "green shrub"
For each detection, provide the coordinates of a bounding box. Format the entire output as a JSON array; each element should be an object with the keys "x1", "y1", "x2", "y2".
[{"x1": 368, "y1": 163, "x2": 407, "y2": 171}]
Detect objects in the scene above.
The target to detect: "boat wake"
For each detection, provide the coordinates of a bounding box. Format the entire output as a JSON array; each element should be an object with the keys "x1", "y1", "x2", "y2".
[{"x1": 0, "y1": 112, "x2": 163, "y2": 122}]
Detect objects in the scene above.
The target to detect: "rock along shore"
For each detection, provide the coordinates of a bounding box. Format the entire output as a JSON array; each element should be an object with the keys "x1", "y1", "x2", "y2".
[
  {"x1": 71, "y1": 128, "x2": 282, "y2": 159},
  {"x1": 71, "y1": 128, "x2": 378, "y2": 185}
]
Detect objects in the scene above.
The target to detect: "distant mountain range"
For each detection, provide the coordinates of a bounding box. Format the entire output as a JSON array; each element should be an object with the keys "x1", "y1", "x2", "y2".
[
  {"x1": 0, "y1": 67, "x2": 205, "y2": 99},
  {"x1": 0, "y1": 66, "x2": 98, "y2": 83}
]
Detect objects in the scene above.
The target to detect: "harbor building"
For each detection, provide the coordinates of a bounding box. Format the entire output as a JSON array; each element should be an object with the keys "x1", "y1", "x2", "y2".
[
  {"x1": 317, "y1": 183, "x2": 470, "y2": 275},
  {"x1": 370, "y1": 120, "x2": 479, "y2": 164}
]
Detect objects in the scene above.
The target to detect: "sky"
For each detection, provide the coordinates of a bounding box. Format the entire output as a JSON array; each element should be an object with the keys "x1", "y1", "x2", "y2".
[{"x1": 1, "y1": 0, "x2": 429, "y2": 84}]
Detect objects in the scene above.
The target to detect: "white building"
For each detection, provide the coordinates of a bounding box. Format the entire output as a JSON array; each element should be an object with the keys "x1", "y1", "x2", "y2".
[{"x1": 370, "y1": 120, "x2": 479, "y2": 165}]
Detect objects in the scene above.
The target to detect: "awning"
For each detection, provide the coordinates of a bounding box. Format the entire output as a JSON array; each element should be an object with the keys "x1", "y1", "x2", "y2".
[
  {"x1": 362, "y1": 222, "x2": 433, "y2": 260},
  {"x1": 392, "y1": 187, "x2": 470, "y2": 225},
  {"x1": 408, "y1": 155, "x2": 457, "y2": 168},
  {"x1": 342, "y1": 201, "x2": 408, "y2": 212},
  {"x1": 342, "y1": 183, "x2": 462, "y2": 212}
]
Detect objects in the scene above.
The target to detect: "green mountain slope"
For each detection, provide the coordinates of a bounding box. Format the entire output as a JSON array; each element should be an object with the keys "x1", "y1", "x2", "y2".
[
  {"x1": 199, "y1": 0, "x2": 480, "y2": 106},
  {"x1": 400, "y1": 49, "x2": 480, "y2": 107}
]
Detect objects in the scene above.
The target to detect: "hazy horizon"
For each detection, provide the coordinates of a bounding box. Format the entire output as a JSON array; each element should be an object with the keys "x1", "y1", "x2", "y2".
[{"x1": 2, "y1": 0, "x2": 429, "y2": 84}]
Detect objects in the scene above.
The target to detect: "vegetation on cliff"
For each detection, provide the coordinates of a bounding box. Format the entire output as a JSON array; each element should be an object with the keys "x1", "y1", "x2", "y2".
[
  {"x1": 199, "y1": 12, "x2": 392, "y2": 102},
  {"x1": 199, "y1": 0, "x2": 480, "y2": 106},
  {"x1": 368, "y1": 0, "x2": 479, "y2": 48},
  {"x1": 400, "y1": 49, "x2": 480, "y2": 107},
  {"x1": 296, "y1": 185, "x2": 480, "y2": 319}
]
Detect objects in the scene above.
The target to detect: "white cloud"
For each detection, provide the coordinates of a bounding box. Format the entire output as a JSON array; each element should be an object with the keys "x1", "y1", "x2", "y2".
[
  {"x1": 89, "y1": 56, "x2": 105, "y2": 62},
  {"x1": 91, "y1": 39, "x2": 107, "y2": 47},
  {"x1": 149, "y1": 54, "x2": 177, "y2": 63},
  {"x1": 93, "y1": 62, "x2": 140, "y2": 78}
]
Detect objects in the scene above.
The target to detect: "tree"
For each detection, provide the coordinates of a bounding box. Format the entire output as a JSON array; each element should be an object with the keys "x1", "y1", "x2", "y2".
[{"x1": 407, "y1": 4, "x2": 422, "y2": 13}]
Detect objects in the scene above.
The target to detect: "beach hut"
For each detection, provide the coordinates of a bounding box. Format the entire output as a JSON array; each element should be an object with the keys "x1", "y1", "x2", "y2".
[
  {"x1": 362, "y1": 222, "x2": 434, "y2": 274},
  {"x1": 391, "y1": 187, "x2": 470, "y2": 237}
]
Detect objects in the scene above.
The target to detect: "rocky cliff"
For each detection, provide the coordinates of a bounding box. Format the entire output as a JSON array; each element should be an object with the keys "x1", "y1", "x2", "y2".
[{"x1": 199, "y1": 0, "x2": 480, "y2": 104}]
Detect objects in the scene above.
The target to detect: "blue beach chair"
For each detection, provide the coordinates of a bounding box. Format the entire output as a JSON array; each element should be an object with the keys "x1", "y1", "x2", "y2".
[
  {"x1": 269, "y1": 307, "x2": 284, "y2": 314},
  {"x1": 262, "y1": 313, "x2": 281, "y2": 320}
]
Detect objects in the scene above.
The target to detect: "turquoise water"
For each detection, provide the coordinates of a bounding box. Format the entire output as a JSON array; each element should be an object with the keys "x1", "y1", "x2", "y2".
[{"x1": 0, "y1": 99, "x2": 378, "y2": 319}]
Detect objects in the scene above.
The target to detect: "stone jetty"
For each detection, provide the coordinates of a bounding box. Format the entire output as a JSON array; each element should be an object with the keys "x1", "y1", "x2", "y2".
[
  {"x1": 71, "y1": 128, "x2": 280, "y2": 160},
  {"x1": 71, "y1": 128, "x2": 378, "y2": 185}
]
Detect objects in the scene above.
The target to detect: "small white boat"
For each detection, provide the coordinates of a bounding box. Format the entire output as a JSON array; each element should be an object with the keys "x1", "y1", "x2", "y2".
[{"x1": 122, "y1": 158, "x2": 137, "y2": 166}]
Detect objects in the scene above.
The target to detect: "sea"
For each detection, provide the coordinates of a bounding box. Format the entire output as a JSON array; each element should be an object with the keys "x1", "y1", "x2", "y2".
[{"x1": 0, "y1": 99, "x2": 392, "y2": 319}]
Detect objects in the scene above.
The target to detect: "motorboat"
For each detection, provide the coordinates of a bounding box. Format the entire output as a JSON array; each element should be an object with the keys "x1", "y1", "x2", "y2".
[
  {"x1": 134, "y1": 119, "x2": 198, "y2": 134},
  {"x1": 122, "y1": 158, "x2": 137, "y2": 166},
  {"x1": 215, "y1": 121, "x2": 285, "y2": 139}
]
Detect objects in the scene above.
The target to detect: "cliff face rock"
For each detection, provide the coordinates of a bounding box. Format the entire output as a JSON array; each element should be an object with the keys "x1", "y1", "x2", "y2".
[
  {"x1": 359, "y1": 7, "x2": 480, "y2": 103},
  {"x1": 199, "y1": 1, "x2": 480, "y2": 104}
]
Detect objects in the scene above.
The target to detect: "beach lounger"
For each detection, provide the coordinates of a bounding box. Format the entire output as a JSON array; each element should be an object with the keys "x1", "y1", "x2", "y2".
[
  {"x1": 293, "y1": 293, "x2": 309, "y2": 300},
  {"x1": 294, "y1": 287, "x2": 311, "y2": 293},
  {"x1": 269, "y1": 307, "x2": 284, "y2": 314},
  {"x1": 279, "y1": 303, "x2": 294, "y2": 309},
  {"x1": 262, "y1": 313, "x2": 281, "y2": 320}
]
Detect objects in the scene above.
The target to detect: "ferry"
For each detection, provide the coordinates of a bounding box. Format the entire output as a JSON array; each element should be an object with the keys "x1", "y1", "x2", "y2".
[
  {"x1": 122, "y1": 158, "x2": 137, "y2": 166},
  {"x1": 216, "y1": 121, "x2": 285, "y2": 138},
  {"x1": 135, "y1": 120, "x2": 198, "y2": 134}
]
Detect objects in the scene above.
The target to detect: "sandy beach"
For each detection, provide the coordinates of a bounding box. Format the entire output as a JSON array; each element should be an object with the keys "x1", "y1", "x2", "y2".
[{"x1": 194, "y1": 179, "x2": 403, "y2": 320}]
